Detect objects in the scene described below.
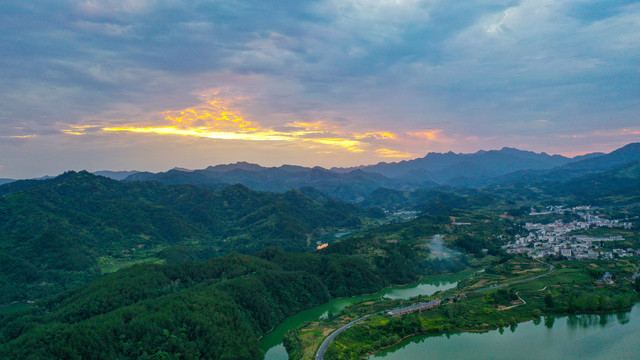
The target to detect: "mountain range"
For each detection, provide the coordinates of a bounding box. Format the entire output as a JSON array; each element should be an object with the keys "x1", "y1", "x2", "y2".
[
  {"x1": 119, "y1": 143, "x2": 640, "y2": 202},
  {"x1": 125, "y1": 164, "x2": 412, "y2": 202},
  {"x1": 2, "y1": 143, "x2": 638, "y2": 204}
]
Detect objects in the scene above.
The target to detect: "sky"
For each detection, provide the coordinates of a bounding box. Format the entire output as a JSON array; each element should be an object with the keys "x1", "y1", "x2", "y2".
[{"x1": 1, "y1": 0, "x2": 639, "y2": 178}]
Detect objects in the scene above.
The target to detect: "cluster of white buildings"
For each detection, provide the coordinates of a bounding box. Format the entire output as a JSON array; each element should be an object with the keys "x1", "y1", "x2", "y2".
[{"x1": 504, "y1": 206, "x2": 636, "y2": 260}]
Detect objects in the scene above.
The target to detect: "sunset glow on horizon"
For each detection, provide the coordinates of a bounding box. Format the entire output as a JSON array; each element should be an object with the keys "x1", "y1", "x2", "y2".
[
  {"x1": 97, "y1": 92, "x2": 419, "y2": 157},
  {"x1": 1, "y1": 1, "x2": 638, "y2": 178}
]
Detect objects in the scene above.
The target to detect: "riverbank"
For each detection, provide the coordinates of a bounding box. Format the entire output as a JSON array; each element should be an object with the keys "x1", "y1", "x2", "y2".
[
  {"x1": 302, "y1": 257, "x2": 640, "y2": 360},
  {"x1": 262, "y1": 270, "x2": 476, "y2": 360},
  {"x1": 369, "y1": 307, "x2": 640, "y2": 359}
]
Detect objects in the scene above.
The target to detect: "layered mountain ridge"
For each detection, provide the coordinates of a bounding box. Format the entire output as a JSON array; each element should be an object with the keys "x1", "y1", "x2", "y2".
[{"x1": 119, "y1": 143, "x2": 640, "y2": 201}]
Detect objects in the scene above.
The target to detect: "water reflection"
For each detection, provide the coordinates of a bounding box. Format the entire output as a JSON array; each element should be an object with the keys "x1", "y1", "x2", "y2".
[
  {"x1": 371, "y1": 306, "x2": 640, "y2": 360},
  {"x1": 599, "y1": 314, "x2": 609, "y2": 328},
  {"x1": 544, "y1": 315, "x2": 555, "y2": 328},
  {"x1": 565, "y1": 313, "x2": 622, "y2": 329},
  {"x1": 616, "y1": 311, "x2": 629, "y2": 324}
]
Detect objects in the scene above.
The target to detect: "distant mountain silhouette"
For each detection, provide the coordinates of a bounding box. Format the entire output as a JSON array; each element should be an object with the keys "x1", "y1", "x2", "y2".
[
  {"x1": 121, "y1": 143, "x2": 640, "y2": 200},
  {"x1": 92, "y1": 170, "x2": 140, "y2": 180},
  {"x1": 558, "y1": 142, "x2": 640, "y2": 171},
  {"x1": 125, "y1": 163, "x2": 411, "y2": 202},
  {"x1": 492, "y1": 142, "x2": 640, "y2": 185},
  {"x1": 335, "y1": 147, "x2": 578, "y2": 186}
]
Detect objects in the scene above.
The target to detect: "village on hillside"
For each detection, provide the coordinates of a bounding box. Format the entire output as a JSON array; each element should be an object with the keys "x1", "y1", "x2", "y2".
[{"x1": 503, "y1": 205, "x2": 636, "y2": 260}]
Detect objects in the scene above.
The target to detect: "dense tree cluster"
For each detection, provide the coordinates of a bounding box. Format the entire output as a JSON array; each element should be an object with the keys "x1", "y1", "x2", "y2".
[
  {"x1": 0, "y1": 171, "x2": 376, "y2": 303},
  {"x1": 0, "y1": 244, "x2": 419, "y2": 359}
]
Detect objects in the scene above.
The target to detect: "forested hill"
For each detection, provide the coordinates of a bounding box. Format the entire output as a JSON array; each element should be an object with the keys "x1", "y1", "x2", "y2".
[
  {"x1": 489, "y1": 160, "x2": 640, "y2": 206},
  {"x1": 118, "y1": 143, "x2": 639, "y2": 196},
  {"x1": 0, "y1": 245, "x2": 418, "y2": 360},
  {"x1": 540, "y1": 160, "x2": 640, "y2": 203},
  {"x1": 124, "y1": 165, "x2": 406, "y2": 202},
  {"x1": 0, "y1": 171, "x2": 380, "y2": 303}
]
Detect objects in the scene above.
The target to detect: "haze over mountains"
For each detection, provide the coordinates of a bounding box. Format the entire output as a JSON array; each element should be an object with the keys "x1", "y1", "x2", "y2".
[
  {"x1": 119, "y1": 143, "x2": 640, "y2": 201},
  {"x1": 92, "y1": 171, "x2": 140, "y2": 181},
  {"x1": 3, "y1": 143, "x2": 639, "y2": 203}
]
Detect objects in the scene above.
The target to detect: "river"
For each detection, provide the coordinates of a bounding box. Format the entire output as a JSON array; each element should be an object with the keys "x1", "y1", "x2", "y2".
[
  {"x1": 370, "y1": 306, "x2": 640, "y2": 359},
  {"x1": 261, "y1": 271, "x2": 473, "y2": 360}
]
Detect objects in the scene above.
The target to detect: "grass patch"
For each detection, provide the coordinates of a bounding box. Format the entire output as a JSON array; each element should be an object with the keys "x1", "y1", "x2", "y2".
[
  {"x1": 0, "y1": 302, "x2": 33, "y2": 316},
  {"x1": 98, "y1": 247, "x2": 165, "y2": 273}
]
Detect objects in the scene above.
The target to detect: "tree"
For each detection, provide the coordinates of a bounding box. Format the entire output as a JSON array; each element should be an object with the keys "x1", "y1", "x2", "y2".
[{"x1": 544, "y1": 293, "x2": 554, "y2": 308}]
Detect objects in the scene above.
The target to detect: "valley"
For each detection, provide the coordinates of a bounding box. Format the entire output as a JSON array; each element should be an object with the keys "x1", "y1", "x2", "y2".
[
  {"x1": 3, "y1": 2, "x2": 638, "y2": 358},
  {"x1": 0, "y1": 143, "x2": 639, "y2": 359}
]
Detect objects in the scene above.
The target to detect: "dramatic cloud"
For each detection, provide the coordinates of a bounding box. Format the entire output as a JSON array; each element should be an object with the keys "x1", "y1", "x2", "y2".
[
  {"x1": 99, "y1": 91, "x2": 418, "y2": 154},
  {"x1": 1, "y1": 0, "x2": 638, "y2": 177}
]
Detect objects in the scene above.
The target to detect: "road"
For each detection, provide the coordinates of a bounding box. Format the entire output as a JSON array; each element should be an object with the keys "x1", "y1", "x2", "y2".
[
  {"x1": 314, "y1": 262, "x2": 555, "y2": 360},
  {"x1": 314, "y1": 312, "x2": 381, "y2": 360}
]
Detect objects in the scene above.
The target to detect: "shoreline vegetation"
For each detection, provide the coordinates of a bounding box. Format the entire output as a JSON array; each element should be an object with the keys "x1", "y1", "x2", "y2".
[
  {"x1": 259, "y1": 273, "x2": 452, "y2": 341},
  {"x1": 264, "y1": 269, "x2": 477, "y2": 356},
  {"x1": 292, "y1": 257, "x2": 640, "y2": 360}
]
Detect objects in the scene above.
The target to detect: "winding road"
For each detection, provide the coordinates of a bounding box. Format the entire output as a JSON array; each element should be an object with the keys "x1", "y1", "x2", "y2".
[
  {"x1": 314, "y1": 262, "x2": 555, "y2": 360},
  {"x1": 314, "y1": 312, "x2": 382, "y2": 360}
]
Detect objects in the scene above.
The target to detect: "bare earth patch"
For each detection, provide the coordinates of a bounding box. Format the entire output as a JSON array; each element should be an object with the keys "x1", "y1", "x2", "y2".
[
  {"x1": 323, "y1": 327, "x2": 337, "y2": 336},
  {"x1": 471, "y1": 279, "x2": 489, "y2": 288}
]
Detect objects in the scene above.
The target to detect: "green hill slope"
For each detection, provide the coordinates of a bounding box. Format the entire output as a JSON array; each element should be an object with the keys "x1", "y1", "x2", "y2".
[
  {"x1": 0, "y1": 245, "x2": 417, "y2": 360},
  {"x1": 0, "y1": 171, "x2": 376, "y2": 303}
]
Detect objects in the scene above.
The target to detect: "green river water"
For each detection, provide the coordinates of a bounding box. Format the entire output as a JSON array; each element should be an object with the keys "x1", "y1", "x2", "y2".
[
  {"x1": 260, "y1": 271, "x2": 473, "y2": 360},
  {"x1": 370, "y1": 307, "x2": 640, "y2": 360}
]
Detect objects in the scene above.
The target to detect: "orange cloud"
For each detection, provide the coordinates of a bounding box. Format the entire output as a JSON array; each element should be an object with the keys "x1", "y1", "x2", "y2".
[
  {"x1": 61, "y1": 124, "x2": 97, "y2": 136},
  {"x1": 163, "y1": 96, "x2": 257, "y2": 132},
  {"x1": 286, "y1": 121, "x2": 337, "y2": 131},
  {"x1": 375, "y1": 148, "x2": 414, "y2": 158},
  {"x1": 9, "y1": 135, "x2": 36, "y2": 139},
  {"x1": 99, "y1": 93, "x2": 384, "y2": 152},
  {"x1": 101, "y1": 126, "x2": 295, "y2": 141},
  {"x1": 407, "y1": 129, "x2": 443, "y2": 140},
  {"x1": 313, "y1": 138, "x2": 364, "y2": 152},
  {"x1": 355, "y1": 132, "x2": 396, "y2": 140},
  {"x1": 101, "y1": 93, "x2": 373, "y2": 152},
  {"x1": 95, "y1": 91, "x2": 447, "y2": 159}
]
